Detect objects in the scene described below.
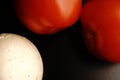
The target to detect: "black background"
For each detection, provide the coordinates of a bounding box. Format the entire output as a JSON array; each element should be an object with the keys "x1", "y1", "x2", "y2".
[{"x1": 1, "y1": 0, "x2": 120, "y2": 80}]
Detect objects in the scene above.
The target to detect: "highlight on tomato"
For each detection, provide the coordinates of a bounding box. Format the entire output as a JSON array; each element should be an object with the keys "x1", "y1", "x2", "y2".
[
  {"x1": 13, "y1": 0, "x2": 82, "y2": 34},
  {"x1": 80, "y1": 0, "x2": 120, "y2": 63}
]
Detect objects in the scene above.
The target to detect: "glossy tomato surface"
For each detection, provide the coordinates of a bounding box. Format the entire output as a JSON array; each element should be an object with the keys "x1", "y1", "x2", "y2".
[
  {"x1": 13, "y1": 0, "x2": 82, "y2": 34},
  {"x1": 80, "y1": 0, "x2": 120, "y2": 63}
]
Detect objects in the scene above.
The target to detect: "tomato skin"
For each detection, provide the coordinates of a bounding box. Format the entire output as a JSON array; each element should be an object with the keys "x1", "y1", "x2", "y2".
[
  {"x1": 80, "y1": 0, "x2": 120, "y2": 63},
  {"x1": 13, "y1": 0, "x2": 82, "y2": 34}
]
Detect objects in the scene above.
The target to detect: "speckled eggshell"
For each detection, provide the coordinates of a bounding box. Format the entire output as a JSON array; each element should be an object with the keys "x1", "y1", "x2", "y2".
[{"x1": 0, "y1": 33, "x2": 43, "y2": 80}]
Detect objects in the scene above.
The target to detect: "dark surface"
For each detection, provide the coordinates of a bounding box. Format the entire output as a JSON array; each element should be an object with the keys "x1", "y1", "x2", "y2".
[{"x1": 1, "y1": 0, "x2": 120, "y2": 80}]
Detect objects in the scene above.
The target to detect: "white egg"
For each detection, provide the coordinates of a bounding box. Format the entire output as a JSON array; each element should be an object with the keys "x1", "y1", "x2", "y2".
[{"x1": 0, "y1": 33, "x2": 43, "y2": 80}]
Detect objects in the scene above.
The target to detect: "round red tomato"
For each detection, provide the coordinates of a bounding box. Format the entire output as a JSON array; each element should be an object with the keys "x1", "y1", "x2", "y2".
[
  {"x1": 13, "y1": 0, "x2": 82, "y2": 34},
  {"x1": 80, "y1": 0, "x2": 120, "y2": 63}
]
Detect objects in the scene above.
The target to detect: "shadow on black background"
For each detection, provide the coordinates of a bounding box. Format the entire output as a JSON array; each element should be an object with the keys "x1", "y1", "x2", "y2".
[{"x1": 1, "y1": 0, "x2": 120, "y2": 80}]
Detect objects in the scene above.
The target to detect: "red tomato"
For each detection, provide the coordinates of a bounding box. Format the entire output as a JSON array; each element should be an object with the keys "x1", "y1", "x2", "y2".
[
  {"x1": 80, "y1": 0, "x2": 120, "y2": 63},
  {"x1": 13, "y1": 0, "x2": 82, "y2": 34}
]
